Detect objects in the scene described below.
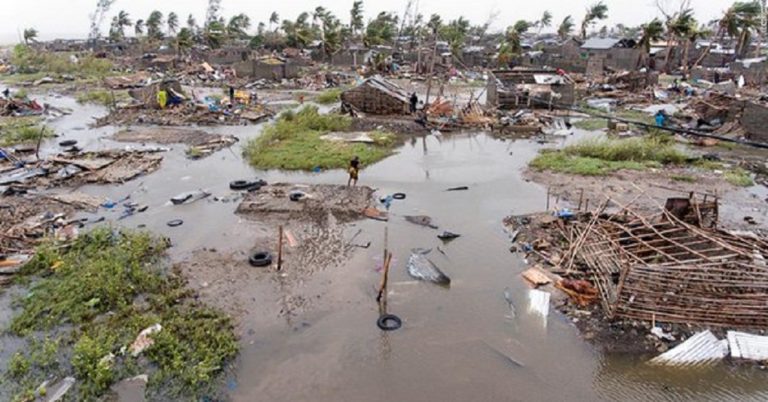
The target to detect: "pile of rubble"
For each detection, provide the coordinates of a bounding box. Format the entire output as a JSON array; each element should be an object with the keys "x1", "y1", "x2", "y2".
[
  {"x1": 0, "y1": 149, "x2": 163, "y2": 190},
  {"x1": 506, "y1": 191, "x2": 768, "y2": 350}
]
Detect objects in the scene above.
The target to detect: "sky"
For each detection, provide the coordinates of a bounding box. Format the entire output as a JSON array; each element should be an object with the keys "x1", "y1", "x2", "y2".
[{"x1": 0, "y1": 0, "x2": 739, "y2": 44}]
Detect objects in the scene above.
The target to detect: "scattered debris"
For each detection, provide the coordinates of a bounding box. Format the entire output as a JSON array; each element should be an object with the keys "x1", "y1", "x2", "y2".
[
  {"x1": 521, "y1": 268, "x2": 551, "y2": 287},
  {"x1": 527, "y1": 289, "x2": 551, "y2": 320},
  {"x1": 405, "y1": 215, "x2": 439, "y2": 229},
  {"x1": 728, "y1": 331, "x2": 768, "y2": 361},
  {"x1": 129, "y1": 323, "x2": 163, "y2": 357}
]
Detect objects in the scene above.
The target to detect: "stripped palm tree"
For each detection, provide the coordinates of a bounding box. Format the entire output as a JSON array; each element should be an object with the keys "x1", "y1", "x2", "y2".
[
  {"x1": 694, "y1": 1, "x2": 761, "y2": 67},
  {"x1": 637, "y1": 18, "x2": 665, "y2": 69},
  {"x1": 558, "y1": 16, "x2": 574, "y2": 40}
]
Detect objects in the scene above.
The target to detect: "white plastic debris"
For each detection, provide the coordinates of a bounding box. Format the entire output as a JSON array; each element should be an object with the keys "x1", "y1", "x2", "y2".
[
  {"x1": 129, "y1": 323, "x2": 162, "y2": 357},
  {"x1": 728, "y1": 331, "x2": 768, "y2": 361},
  {"x1": 650, "y1": 330, "x2": 727, "y2": 366},
  {"x1": 527, "y1": 289, "x2": 550, "y2": 320},
  {"x1": 651, "y1": 327, "x2": 676, "y2": 342},
  {"x1": 44, "y1": 376, "x2": 75, "y2": 402}
]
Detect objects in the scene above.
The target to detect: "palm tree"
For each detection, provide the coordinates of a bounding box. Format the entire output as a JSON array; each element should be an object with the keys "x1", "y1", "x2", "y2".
[
  {"x1": 187, "y1": 14, "x2": 197, "y2": 30},
  {"x1": 537, "y1": 11, "x2": 553, "y2": 35},
  {"x1": 694, "y1": 1, "x2": 760, "y2": 67},
  {"x1": 176, "y1": 27, "x2": 194, "y2": 54},
  {"x1": 227, "y1": 13, "x2": 251, "y2": 40},
  {"x1": 558, "y1": 16, "x2": 574, "y2": 40},
  {"x1": 427, "y1": 14, "x2": 442, "y2": 35},
  {"x1": 134, "y1": 19, "x2": 145, "y2": 37},
  {"x1": 146, "y1": 11, "x2": 164, "y2": 41},
  {"x1": 167, "y1": 12, "x2": 179, "y2": 36},
  {"x1": 22, "y1": 28, "x2": 38, "y2": 45},
  {"x1": 350, "y1": 1, "x2": 364, "y2": 37},
  {"x1": 269, "y1": 12, "x2": 279, "y2": 31},
  {"x1": 581, "y1": 1, "x2": 609, "y2": 39},
  {"x1": 637, "y1": 18, "x2": 664, "y2": 68},
  {"x1": 663, "y1": 8, "x2": 695, "y2": 73},
  {"x1": 108, "y1": 11, "x2": 131, "y2": 41}
]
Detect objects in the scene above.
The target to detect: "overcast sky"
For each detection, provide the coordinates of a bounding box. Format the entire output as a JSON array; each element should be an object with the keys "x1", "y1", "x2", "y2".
[{"x1": 0, "y1": 0, "x2": 738, "y2": 43}]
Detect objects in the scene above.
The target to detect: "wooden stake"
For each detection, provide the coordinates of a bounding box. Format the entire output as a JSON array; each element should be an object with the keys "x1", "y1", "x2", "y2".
[
  {"x1": 35, "y1": 126, "x2": 45, "y2": 160},
  {"x1": 546, "y1": 187, "x2": 550, "y2": 210},
  {"x1": 578, "y1": 189, "x2": 584, "y2": 211},
  {"x1": 376, "y1": 251, "x2": 393, "y2": 303},
  {"x1": 277, "y1": 225, "x2": 284, "y2": 271}
]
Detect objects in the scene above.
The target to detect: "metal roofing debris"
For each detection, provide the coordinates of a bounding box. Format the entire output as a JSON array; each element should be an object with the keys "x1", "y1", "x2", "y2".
[
  {"x1": 650, "y1": 331, "x2": 727, "y2": 366},
  {"x1": 728, "y1": 331, "x2": 768, "y2": 361},
  {"x1": 360, "y1": 75, "x2": 410, "y2": 103},
  {"x1": 527, "y1": 289, "x2": 550, "y2": 319}
]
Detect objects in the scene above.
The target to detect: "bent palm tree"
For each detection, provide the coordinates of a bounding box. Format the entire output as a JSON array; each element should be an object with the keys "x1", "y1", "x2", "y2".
[
  {"x1": 580, "y1": 1, "x2": 608, "y2": 39},
  {"x1": 558, "y1": 16, "x2": 574, "y2": 40}
]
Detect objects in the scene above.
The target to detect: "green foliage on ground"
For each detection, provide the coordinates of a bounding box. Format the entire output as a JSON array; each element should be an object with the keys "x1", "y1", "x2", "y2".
[
  {"x1": 9, "y1": 44, "x2": 113, "y2": 77},
  {"x1": 5, "y1": 228, "x2": 238, "y2": 400},
  {"x1": 75, "y1": 89, "x2": 129, "y2": 107},
  {"x1": 724, "y1": 168, "x2": 754, "y2": 187},
  {"x1": 0, "y1": 116, "x2": 54, "y2": 146},
  {"x1": 314, "y1": 88, "x2": 344, "y2": 104},
  {"x1": 671, "y1": 174, "x2": 697, "y2": 183},
  {"x1": 243, "y1": 106, "x2": 395, "y2": 170},
  {"x1": 530, "y1": 135, "x2": 688, "y2": 176},
  {"x1": 573, "y1": 118, "x2": 607, "y2": 131}
]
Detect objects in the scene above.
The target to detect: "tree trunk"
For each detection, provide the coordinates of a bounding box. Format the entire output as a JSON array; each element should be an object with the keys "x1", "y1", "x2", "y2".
[
  {"x1": 664, "y1": 35, "x2": 675, "y2": 74},
  {"x1": 682, "y1": 40, "x2": 690, "y2": 73},
  {"x1": 693, "y1": 28, "x2": 723, "y2": 69}
]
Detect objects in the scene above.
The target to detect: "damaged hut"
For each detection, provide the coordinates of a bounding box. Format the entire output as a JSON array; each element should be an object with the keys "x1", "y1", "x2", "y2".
[
  {"x1": 128, "y1": 79, "x2": 186, "y2": 109},
  {"x1": 486, "y1": 69, "x2": 576, "y2": 110},
  {"x1": 340, "y1": 76, "x2": 410, "y2": 115},
  {"x1": 570, "y1": 196, "x2": 768, "y2": 328}
]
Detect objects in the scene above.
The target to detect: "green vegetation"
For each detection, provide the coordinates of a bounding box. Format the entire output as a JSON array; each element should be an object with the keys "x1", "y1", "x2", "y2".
[
  {"x1": 530, "y1": 135, "x2": 688, "y2": 176},
  {"x1": 671, "y1": 174, "x2": 697, "y2": 183},
  {"x1": 9, "y1": 45, "x2": 113, "y2": 77},
  {"x1": 0, "y1": 117, "x2": 54, "y2": 146},
  {"x1": 314, "y1": 88, "x2": 344, "y2": 104},
  {"x1": 573, "y1": 118, "x2": 607, "y2": 131},
  {"x1": 725, "y1": 168, "x2": 754, "y2": 187},
  {"x1": 243, "y1": 106, "x2": 395, "y2": 170},
  {"x1": 75, "y1": 89, "x2": 129, "y2": 106},
  {"x1": 5, "y1": 228, "x2": 238, "y2": 400}
]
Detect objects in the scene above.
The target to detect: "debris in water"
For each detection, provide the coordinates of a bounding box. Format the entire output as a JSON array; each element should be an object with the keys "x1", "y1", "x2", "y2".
[
  {"x1": 44, "y1": 376, "x2": 76, "y2": 402},
  {"x1": 406, "y1": 249, "x2": 450, "y2": 286},
  {"x1": 528, "y1": 289, "x2": 550, "y2": 320},
  {"x1": 170, "y1": 189, "x2": 211, "y2": 205},
  {"x1": 521, "y1": 268, "x2": 551, "y2": 287},
  {"x1": 405, "y1": 215, "x2": 439, "y2": 229},
  {"x1": 437, "y1": 231, "x2": 461, "y2": 240},
  {"x1": 650, "y1": 330, "x2": 727, "y2": 366},
  {"x1": 504, "y1": 287, "x2": 516, "y2": 318},
  {"x1": 446, "y1": 186, "x2": 469, "y2": 191},
  {"x1": 651, "y1": 327, "x2": 676, "y2": 342},
  {"x1": 728, "y1": 331, "x2": 768, "y2": 361}
]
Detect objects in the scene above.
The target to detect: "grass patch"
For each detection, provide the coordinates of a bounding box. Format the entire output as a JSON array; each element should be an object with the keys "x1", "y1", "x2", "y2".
[
  {"x1": 314, "y1": 88, "x2": 344, "y2": 104},
  {"x1": 75, "y1": 90, "x2": 129, "y2": 107},
  {"x1": 530, "y1": 135, "x2": 688, "y2": 176},
  {"x1": 5, "y1": 228, "x2": 238, "y2": 400},
  {"x1": 0, "y1": 116, "x2": 54, "y2": 146},
  {"x1": 243, "y1": 106, "x2": 395, "y2": 170},
  {"x1": 671, "y1": 174, "x2": 697, "y2": 183},
  {"x1": 573, "y1": 118, "x2": 607, "y2": 131},
  {"x1": 725, "y1": 168, "x2": 754, "y2": 187},
  {"x1": 9, "y1": 44, "x2": 113, "y2": 77}
]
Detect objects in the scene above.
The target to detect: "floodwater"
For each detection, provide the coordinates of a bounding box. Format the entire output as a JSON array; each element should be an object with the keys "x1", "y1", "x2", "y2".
[{"x1": 5, "y1": 92, "x2": 768, "y2": 401}]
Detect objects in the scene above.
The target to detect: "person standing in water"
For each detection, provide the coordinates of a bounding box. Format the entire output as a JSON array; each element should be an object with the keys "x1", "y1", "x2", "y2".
[{"x1": 348, "y1": 156, "x2": 361, "y2": 187}]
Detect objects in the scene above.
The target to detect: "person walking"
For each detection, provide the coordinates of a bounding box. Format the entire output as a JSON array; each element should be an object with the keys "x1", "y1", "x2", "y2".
[
  {"x1": 347, "y1": 156, "x2": 361, "y2": 187},
  {"x1": 409, "y1": 92, "x2": 418, "y2": 114}
]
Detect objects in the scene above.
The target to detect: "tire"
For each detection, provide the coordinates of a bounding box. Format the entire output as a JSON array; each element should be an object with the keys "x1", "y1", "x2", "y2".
[
  {"x1": 59, "y1": 140, "x2": 78, "y2": 147},
  {"x1": 230, "y1": 180, "x2": 253, "y2": 190},
  {"x1": 249, "y1": 251, "x2": 273, "y2": 267},
  {"x1": 377, "y1": 314, "x2": 402, "y2": 331},
  {"x1": 289, "y1": 192, "x2": 305, "y2": 202},
  {"x1": 392, "y1": 193, "x2": 406, "y2": 200},
  {"x1": 167, "y1": 219, "x2": 184, "y2": 227}
]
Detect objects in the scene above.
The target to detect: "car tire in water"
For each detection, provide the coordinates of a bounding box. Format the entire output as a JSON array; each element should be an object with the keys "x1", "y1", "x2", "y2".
[
  {"x1": 377, "y1": 314, "x2": 402, "y2": 331},
  {"x1": 392, "y1": 193, "x2": 406, "y2": 200}
]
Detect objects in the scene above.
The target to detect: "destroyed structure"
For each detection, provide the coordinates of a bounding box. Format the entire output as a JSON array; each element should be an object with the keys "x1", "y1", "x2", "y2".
[{"x1": 341, "y1": 75, "x2": 410, "y2": 115}]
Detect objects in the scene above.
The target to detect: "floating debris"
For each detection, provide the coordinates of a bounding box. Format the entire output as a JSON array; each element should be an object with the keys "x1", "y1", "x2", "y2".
[
  {"x1": 650, "y1": 331, "x2": 727, "y2": 367},
  {"x1": 406, "y1": 249, "x2": 450, "y2": 286}
]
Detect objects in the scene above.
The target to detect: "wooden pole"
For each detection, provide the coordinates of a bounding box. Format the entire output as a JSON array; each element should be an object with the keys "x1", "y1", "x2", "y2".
[
  {"x1": 578, "y1": 189, "x2": 584, "y2": 211},
  {"x1": 35, "y1": 126, "x2": 45, "y2": 160},
  {"x1": 277, "y1": 225, "x2": 284, "y2": 271},
  {"x1": 424, "y1": 35, "x2": 439, "y2": 105},
  {"x1": 383, "y1": 226, "x2": 388, "y2": 264},
  {"x1": 545, "y1": 187, "x2": 550, "y2": 211},
  {"x1": 376, "y1": 251, "x2": 392, "y2": 303}
]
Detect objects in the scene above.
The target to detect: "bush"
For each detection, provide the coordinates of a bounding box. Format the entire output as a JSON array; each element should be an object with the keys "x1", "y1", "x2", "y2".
[{"x1": 314, "y1": 88, "x2": 344, "y2": 104}]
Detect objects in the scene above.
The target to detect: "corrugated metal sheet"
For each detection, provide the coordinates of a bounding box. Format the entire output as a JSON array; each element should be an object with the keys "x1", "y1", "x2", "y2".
[
  {"x1": 581, "y1": 38, "x2": 621, "y2": 50},
  {"x1": 728, "y1": 331, "x2": 768, "y2": 361},
  {"x1": 527, "y1": 289, "x2": 550, "y2": 318},
  {"x1": 650, "y1": 331, "x2": 727, "y2": 366}
]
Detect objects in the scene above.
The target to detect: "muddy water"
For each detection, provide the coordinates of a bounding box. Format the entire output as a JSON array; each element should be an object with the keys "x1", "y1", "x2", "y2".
[{"x1": 13, "y1": 95, "x2": 768, "y2": 401}]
